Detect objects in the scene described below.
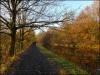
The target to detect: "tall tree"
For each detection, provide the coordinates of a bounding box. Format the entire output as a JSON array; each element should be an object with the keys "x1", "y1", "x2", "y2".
[
  {"x1": 0, "y1": 22, "x2": 1, "y2": 65},
  {"x1": 0, "y1": 1, "x2": 2, "y2": 65},
  {"x1": 0, "y1": 0, "x2": 65, "y2": 56},
  {"x1": 83, "y1": 0, "x2": 100, "y2": 21}
]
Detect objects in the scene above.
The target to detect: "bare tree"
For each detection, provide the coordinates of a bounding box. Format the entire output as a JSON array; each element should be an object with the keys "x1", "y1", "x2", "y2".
[
  {"x1": 0, "y1": 22, "x2": 1, "y2": 65},
  {"x1": 0, "y1": 1, "x2": 2, "y2": 64},
  {"x1": 0, "y1": 0, "x2": 66, "y2": 56}
]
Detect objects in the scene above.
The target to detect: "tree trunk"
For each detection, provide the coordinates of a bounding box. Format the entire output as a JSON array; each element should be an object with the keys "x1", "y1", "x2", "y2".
[
  {"x1": 21, "y1": 28, "x2": 24, "y2": 50},
  {"x1": 9, "y1": 29, "x2": 16, "y2": 56},
  {"x1": 9, "y1": 0, "x2": 17, "y2": 56},
  {"x1": 0, "y1": 1, "x2": 2, "y2": 65},
  {"x1": 19, "y1": 28, "x2": 24, "y2": 51},
  {"x1": 0, "y1": 20, "x2": 2, "y2": 65}
]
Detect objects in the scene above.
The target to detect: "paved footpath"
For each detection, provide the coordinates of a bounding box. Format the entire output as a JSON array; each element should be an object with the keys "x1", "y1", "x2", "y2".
[{"x1": 6, "y1": 43, "x2": 58, "y2": 75}]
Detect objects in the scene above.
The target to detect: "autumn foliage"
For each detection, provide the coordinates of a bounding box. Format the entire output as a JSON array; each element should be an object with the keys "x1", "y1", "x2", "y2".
[{"x1": 37, "y1": 3, "x2": 100, "y2": 73}]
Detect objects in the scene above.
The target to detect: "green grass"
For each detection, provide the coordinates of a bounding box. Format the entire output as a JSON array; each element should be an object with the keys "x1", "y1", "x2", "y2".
[{"x1": 37, "y1": 44, "x2": 90, "y2": 75}]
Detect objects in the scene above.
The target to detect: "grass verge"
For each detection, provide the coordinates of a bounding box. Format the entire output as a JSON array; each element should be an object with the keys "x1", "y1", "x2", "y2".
[{"x1": 37, "y1": 45, "x2": 90, "y2": 75}]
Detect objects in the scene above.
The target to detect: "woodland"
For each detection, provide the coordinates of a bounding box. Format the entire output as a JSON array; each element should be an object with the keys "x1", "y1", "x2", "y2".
[{"x1": 0, "y1": 0, "x2": 100, "y2": 75}]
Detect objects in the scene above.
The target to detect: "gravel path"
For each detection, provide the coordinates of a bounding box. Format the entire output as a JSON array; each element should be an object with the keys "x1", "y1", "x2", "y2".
[{"x1": 6, "y1": 42, "x2": 58, "y2": 75}]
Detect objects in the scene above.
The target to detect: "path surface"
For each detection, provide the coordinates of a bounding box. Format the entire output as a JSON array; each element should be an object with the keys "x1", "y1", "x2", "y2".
[{"x1": 6, "y1": 43, "x2": 58, "y2": 75}]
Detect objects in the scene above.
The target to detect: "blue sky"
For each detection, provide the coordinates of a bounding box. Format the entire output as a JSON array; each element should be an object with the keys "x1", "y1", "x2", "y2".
[
  {"x1": 52, "y1": 1, "x2": 93, "y2": 17},
  {"x1": 35, "y1": 0, "x2": 93, "y2": 34},
  {"x1": 59, "y1": 1, "x2": 93, "y2": 14},
  {"x1": 43, "y1": 1, "x2": 93, "y2": 21},
  {"x1": 59, "y1": 1, "x2": 93, "y2": 9}
]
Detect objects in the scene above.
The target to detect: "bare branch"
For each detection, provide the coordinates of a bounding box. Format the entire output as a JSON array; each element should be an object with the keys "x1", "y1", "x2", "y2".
[
  {"x1": 0, "y1": 31, "x2": 11, "y2": 36},
  {"x1": 0, "y1": 15, "x2": 10, "y2": 28},
  {"x1": 0, "y1": 15, "x2": 9, "y2": 24},
  {"x1": 0, "y1": 1, "x2": 12, "y2": 12},
  {"x1": 16, "y1": 20, "x2": 63, "y2": 29},
  {"x1": 0, "y1": 19, "x2": 8, "y2": 25}
]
